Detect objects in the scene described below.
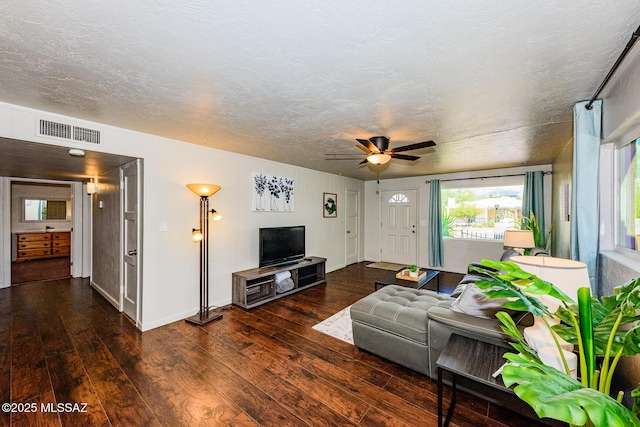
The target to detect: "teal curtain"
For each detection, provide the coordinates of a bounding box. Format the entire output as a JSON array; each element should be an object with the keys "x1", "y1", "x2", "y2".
[
  {"x1": 428, "y1": 179, "x2": 443, "y2": 267},
  {"x1": 522, "y1": 171, "x2": 545, "y2": 236},
  {"x1": 571, "y1": 100, "x2": 602, "y2": 289}
]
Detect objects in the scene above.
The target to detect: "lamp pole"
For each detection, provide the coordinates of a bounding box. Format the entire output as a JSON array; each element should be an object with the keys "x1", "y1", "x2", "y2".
[{"x1": 186, "y1": 184, "x2": 223, "y2": 325}]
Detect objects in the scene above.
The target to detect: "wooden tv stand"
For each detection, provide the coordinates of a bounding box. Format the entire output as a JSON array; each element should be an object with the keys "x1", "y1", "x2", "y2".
[{"x1": 232, "y1": 256, "x2": 326, "y2": 309}]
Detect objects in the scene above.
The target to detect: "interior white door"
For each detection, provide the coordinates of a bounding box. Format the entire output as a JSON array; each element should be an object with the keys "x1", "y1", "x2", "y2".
[
  {"x1": 380, "y1": 189, "x2": 417, "y2": 265},
  {"x1": 121, "y1": 160, "x2": 140, "y2": 323},
  {"x1": 345, "y1": 189, "x2": 359, "y2": 265}
]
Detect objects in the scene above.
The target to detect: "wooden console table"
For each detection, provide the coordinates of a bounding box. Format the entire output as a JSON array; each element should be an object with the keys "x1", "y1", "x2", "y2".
[{"x1": 232, "y1": 257, "x2": 326, "y2": 309}]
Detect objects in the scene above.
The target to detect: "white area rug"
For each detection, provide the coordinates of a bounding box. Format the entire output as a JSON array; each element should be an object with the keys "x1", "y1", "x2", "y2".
[
  {"x1": 312, "y1": 305, "x2": 353, "y2": 344},
  {"x1": 366, "y1": 262, "x2": 406, "y2": 271}
]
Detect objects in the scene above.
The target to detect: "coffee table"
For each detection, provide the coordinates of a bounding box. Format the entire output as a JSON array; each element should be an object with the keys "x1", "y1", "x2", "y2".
[{"x1": 374, "y1": 269, "x2": 440, "y2": 292}]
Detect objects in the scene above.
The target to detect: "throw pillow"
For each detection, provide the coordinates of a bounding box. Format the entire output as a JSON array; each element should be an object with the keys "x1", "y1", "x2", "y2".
[{"x1": 450, "y1": 282, "x2": 515, "y2": 319}]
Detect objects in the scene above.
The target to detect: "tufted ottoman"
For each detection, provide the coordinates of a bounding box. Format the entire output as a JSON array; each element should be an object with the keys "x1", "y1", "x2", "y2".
[{"x1": 350, "y1": 285, "x2": 453, "y2": 376}]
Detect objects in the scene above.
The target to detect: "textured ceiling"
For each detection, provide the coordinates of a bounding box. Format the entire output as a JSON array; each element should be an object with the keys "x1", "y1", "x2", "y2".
[{"x1": 1, "y1": 1, "x2": 639, "y2": 181}]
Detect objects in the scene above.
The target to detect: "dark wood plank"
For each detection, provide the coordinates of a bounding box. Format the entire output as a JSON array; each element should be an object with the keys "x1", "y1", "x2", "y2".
[
  {"x1": 88, "y1": 367, "x2": 161, "y2": 427},
  {"x1": 10, "y1": 391, "x2": 60, "y2": 427},
  {"x1": 11, "y1": 321, "x2": 52, "y2": 402},
  {"x1": 46, "y1": 351, "x2": 109, "y2": 426}
]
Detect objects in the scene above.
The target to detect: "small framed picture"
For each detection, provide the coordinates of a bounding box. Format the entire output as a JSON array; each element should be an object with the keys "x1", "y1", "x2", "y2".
[{"x1": 323, "y1": 193, "x2": 337, "y2": 218}]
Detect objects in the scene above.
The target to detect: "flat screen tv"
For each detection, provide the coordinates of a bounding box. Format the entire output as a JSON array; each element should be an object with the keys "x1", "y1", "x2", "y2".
[{"x1": 259, "y1": 226, "x2": 305, "y2": 267}]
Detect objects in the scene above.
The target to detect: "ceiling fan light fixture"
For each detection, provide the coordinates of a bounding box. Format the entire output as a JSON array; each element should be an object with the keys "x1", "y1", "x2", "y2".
[{"x1": 367, "y1": 153, "x2": 391, "y2": 165}]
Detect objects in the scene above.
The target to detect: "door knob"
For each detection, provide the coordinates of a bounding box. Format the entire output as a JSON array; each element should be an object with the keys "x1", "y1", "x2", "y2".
[{"x1": 128, "y1": 249, "x2": 137, "y2": 256}]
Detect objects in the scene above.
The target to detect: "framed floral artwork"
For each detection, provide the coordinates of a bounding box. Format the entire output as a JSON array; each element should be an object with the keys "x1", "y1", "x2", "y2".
[
  {"x1": 323, "y1": 192, "x2": 337, "y2": 218},
  {"x1": 252, "y1": 173, "x2": 294, "y2": 211}
]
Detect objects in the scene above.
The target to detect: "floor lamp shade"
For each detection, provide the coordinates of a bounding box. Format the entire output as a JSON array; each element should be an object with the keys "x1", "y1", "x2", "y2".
[
  {"x1": 511, "y1": 256, "x2": 590, "y2": 309},
  {"x1": 511, "y1": 256, "x2": 590, "y2": 356},
  {"x1": 187, "y1": 183, "x2": 221, "y2": 198},
  {"x1": 186, "y1": 183, "x2": 222, "y2": 325}
]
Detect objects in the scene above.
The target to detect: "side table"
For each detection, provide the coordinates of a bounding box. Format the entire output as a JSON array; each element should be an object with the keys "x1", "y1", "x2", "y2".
[{"x1": 436, "y1": 334, "x2": 512, "y2": 427}]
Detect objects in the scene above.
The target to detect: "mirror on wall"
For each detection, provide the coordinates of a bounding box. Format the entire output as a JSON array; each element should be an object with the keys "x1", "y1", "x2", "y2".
[{"x1": 23, "y1": 198, "x2": 71, "y2": 221}]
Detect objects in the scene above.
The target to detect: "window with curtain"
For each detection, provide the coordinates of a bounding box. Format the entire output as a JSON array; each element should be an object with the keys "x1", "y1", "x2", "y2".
[
  {"x1": 441, "y1": 183, "x2": 524, "y2": 240},
  {"x1": 617, "y1": 137, "x2": 640, "y2": 251}
]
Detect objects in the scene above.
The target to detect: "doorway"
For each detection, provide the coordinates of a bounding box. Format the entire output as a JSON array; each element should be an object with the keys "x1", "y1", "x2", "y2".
[
  {"x1": 10, "y1": 181, "x2": 73, "y2": 284},
  {"x1": 380, "y1": 189, "x2": 417, "y2": 265},
  {"x1": 345, "y1": 189, "x2": 360, "y2": 265}
]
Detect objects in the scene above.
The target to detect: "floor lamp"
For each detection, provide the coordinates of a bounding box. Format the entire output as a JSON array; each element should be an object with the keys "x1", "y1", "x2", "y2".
[
  {"x1": 511, "y1": 255, "x2": 590, "y2": 377},
  {"x1": 186, "y1": 183, "x2": 223, "y2": 325}
]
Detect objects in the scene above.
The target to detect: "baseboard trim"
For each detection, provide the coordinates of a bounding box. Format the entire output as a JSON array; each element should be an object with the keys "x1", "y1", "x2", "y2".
[{"x1": 90, "y1": 280, "x2": 120, "y2": 309}]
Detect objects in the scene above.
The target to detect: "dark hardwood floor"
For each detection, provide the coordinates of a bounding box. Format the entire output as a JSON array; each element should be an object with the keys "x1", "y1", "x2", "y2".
[{"x1": 0, "y1": 262, "x2": 549, "y2": 426}]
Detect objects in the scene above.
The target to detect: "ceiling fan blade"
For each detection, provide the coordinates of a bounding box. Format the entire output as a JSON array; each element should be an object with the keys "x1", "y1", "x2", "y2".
[
  {"x1": 359, "y1": 159, "x2": 369, "y2": 165},
  {"x1": 391, "y1": 153, "x2": 420, "y2": 161},
  {"x1": 355, "y1": 144, "x2": 371, "y2": 154},
  {"x1": 356, "y1": 138, "x2": 377, "y2": 152},
  {"x1": 391, "y1": 140, "x2": 436, "y2": 153}
]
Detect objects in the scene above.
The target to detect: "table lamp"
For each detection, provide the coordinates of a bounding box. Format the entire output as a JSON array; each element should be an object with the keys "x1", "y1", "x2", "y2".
[{"x1": 503, "y1": 229, "x2": 535, "y2": 254}]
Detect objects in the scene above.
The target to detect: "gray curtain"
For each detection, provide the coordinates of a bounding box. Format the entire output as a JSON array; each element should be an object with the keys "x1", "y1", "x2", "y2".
[
  {"x1": 522, "y1": 171, "x2": 545, "y2": 236},
  {"x1": 429, "y1": 179, "x2": 443, "y2": 267},
  {"x1": 571, "y1": 100, "x2": 602, "y2": 289}
]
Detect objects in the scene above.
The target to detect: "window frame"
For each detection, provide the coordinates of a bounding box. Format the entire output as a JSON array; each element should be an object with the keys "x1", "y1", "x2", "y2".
[{"x1": 614, "y1": 137, "x2": 640, "y2": 262}]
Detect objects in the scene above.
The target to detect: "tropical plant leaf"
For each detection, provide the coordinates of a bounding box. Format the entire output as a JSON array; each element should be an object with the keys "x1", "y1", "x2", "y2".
[
  {"x1": 469, "y1": 261, "x2": 559, "y2": 317},
  {"x1": 495, "y1": 311, "x2": 539, "y2": 361},
  {"x1": 554, "y1": 294, "x2": 640, "y2": 358},
  {"x1": 602, "y1": 277, "x2": 640, "y2": 317},
  {"x1": 501, "y1": 354, "x2": 640, "y2": 427}
]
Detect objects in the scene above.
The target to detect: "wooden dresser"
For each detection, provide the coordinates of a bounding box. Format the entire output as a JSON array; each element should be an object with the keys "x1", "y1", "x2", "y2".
[{"x1": 15, "y1": 232, "x2": 71, "y2": 262}]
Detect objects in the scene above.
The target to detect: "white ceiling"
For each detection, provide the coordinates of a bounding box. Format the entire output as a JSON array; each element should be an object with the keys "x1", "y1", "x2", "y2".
[{"x1": 1, "y1": 1, "x2": 639, "y2": 181}]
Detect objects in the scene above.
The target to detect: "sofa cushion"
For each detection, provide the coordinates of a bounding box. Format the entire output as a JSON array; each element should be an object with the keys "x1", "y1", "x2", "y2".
[
  {"x1": 449, "y1": 282, "x2": 515, "y2": 319},
  {"x1": 350, "y1": 285, "x2": 452, "y2": 344}
]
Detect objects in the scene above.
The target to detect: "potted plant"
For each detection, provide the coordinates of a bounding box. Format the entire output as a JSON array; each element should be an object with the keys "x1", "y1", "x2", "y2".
[
  {"x1": 408, "y1": 264, "x2": 419, "y2": 278},
  {"x1": 520, "y1": 211, "x2": 554, "y2": 254},
  {"x1": 469, "y1": 259, "x2": 640, "y2": 427}
]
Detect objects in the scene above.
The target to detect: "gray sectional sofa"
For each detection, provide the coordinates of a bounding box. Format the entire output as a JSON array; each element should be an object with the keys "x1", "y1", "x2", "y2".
[{"x1": 350, "y1": 267, "x2": 532, "y2": 379}]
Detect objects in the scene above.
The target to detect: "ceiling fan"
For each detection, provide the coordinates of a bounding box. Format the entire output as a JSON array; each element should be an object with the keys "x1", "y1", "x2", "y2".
[{"x1": 326, "y1": 136, "x2": 436, "y2": 165}]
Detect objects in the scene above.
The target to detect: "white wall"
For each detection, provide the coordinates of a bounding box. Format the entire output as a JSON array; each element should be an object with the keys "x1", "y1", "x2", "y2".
[
  {"x1": 0, "y1": 102, "x2": 364, "y2": 330},
  {"x1": 364, "y1": 165, "x2": 552, "y2": 274}
]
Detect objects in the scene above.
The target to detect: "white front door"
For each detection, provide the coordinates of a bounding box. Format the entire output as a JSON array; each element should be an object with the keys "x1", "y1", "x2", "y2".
[
  {"x1": 381, "y1": 189, "x2": 417, "y2": 265},
  {"x1": 121, "y1": 160, "x2": 141, "y2": 323},
  {"x1": 345, "y1": 189, "x2": 359, "y2": 265}
]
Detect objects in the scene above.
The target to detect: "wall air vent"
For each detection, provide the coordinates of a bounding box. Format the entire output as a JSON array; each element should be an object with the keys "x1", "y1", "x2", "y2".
[
  {"x1": 39, "y1": 119, "x2": 72, "y2": 140},
  {"x1": 38, "y1": 119, "x2": 101, "y2": 145},
  {"x1": 73, "y1": 126, "x2": 100, "y2": 144}
]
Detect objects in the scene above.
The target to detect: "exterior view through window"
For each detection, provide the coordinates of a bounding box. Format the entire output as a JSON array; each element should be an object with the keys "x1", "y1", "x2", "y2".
[
  {"x1": 618, "y1": 137, "x2": 640, "y2": 251},
  {"x1": 442, "y1": 185, "x2": 524, "y2": 240}
]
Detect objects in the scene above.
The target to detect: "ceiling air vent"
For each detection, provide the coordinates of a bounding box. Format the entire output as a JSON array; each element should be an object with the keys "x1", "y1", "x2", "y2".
[
  {"x1": 39, "y1": 119, "x2": 72, "y2": 140},
  {"x1": 38, "y1": 119, "x2": 101, "y2": 145},
  {"x1": 73, "y1": 126, "x2": 100, "y2": 144}
]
